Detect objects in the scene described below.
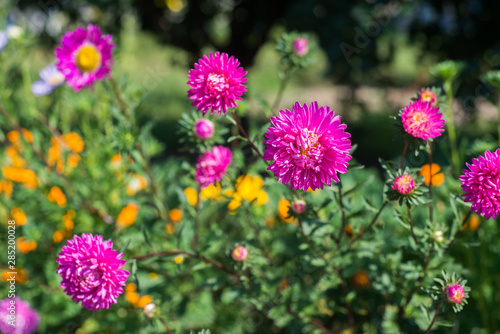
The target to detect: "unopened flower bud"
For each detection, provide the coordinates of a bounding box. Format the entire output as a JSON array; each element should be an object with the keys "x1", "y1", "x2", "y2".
[
  {"x1": 291, "y1": 200, "x2": 306, "y2": 214},
  {"x1": 444, "y1": 284, "x2": 465, "y2": 304},
  {"x1": 292, "y1": 37, "x2": 309, "y2": 56},
  {"x1": 231, "y1": 246, "x2": 248, "y2": 262},
  {"x1": 143, "y1": 303, "x2": 156, "y2": 318},
  {"x1": 432, "y1": 230, "x2": 444, "y2": 243},
  {"x1": 194, "y1": 119, "x2": 215, "y2": 140}
]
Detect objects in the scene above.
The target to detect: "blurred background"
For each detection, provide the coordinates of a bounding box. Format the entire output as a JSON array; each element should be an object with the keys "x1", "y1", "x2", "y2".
[{"x1": 5, "y1": 0, "x2": 500, "y2": 167}]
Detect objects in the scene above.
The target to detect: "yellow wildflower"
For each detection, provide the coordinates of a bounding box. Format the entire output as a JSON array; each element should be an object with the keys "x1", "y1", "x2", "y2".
[
  {"x1": 184, "y1": 187, "x2": 198, "y2": 205},
  {"x1": 463, "y1": 214, "x2": 481, "y2": 232},
  {"x1": 225, "y1": 175, "x2": 268, "y2": 211},
  {"x1": 200, "y1": 183, "x2": 223, "y2": 201},
  {"x1": 63, "y1": 132, "x2": 85, "y2": 153},
  {"x1": 0, "y1": 180, "x2": 13, "y2": 197},
  {"x1": 165, "y1": 223, "x2": 175, "y2": 234},
  {"x1": 174, "y1": 255, "x2": 184, "y2": 264},
  {"x1": 278, "y1": 198, "x2": 294, "y2": 223}
]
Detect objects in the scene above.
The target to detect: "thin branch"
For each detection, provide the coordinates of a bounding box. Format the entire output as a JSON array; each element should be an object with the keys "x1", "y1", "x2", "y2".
[
  {"x1": 158, "y1": 315, "x2": 174, "y2": 334},
  {"x1": 407, "y1": 205, "x2": 418, "y2": 244},
  {"x1": 399, "y1": 141, "x2": 408, "y2": 169},
  {"x1": 423, "y1": 303, "x2": 442, "y2": 334},
  {"x1": 133, "y1": 250, "x2": 241, "y2": 279},
  {"x1": 349, "y1": 201, "x2": 388, "y2": 246},
  {"x1": 285, "y1": 308, "x2": 333, "y2": 334},
  {"x1": 230, "y1": 111, "x2": 269, "y2": 165}
]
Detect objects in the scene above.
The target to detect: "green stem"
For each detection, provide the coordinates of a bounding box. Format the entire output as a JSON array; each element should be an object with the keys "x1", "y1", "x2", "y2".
[
  {"x1": 444, "y1": 80, "x2": 460, "y2": 176},
  {"x1": 400, "y1": 141, "x2": 408, "y2": 169},
  {"x1": 423, "y1": 303, "x2": 442, "y2": 334},
  {"x1": 272, "y1": 64, "x2": 295, "y2": 112},
  {"x1": 428, "y1": 142, "x2": 434, "y2": 223}
]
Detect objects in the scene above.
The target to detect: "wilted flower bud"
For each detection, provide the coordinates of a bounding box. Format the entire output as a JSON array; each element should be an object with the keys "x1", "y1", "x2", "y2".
[
  {"x1": 231, "y1": 246, "x2": 248, "y2": 262},
  {"x1": 291, "y1": 200, "x2": 306, "y2": 214},
  {"x1": 193, "y1": 118, "x2": 215, "y2": 140},
  {"x1": 391, "y1": 174, "x2": 415, "y2": 195},
  {"x1": 292, "y1": 37, "x2": 309, "y2": 56},
  {"x1": 444, "y1": 284, "x2": 465, "y2": 304},
  {"x1": 432, "y1": 230, "x2": 444, "y2": 243},
  {"x1": 143, "y1": 303, "x2": 156, "y2": 318}
]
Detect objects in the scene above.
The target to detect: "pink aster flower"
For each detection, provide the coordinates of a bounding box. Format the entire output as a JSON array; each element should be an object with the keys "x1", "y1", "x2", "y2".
[
  {"x1": 57, "y1": 233, "x2": 130, "y2": 311},
  {"x1": 231, "y1": 246, "x2": 248, "y2": 262},
  {"x1": 194, "y1": 118, "x2": 215, "y2": 140},
  {"x1": 264, "y1": 102, "x2": 352, "y2": 191},
  {"x1": 292, "y1": 37, "x2": 309, "y2": 56},
  {"x1": 419, "y1": 89, "x2": 438, "y2": 106},
  {"x1": 444, "y1": 284, "x2": 465, "y2": 304},
  {"x1": 195, "y1": 145, "x2": 232, "y2": 188},
  {"x1": 0, "y1": 297, "x2": 39, "y2": 334},
  {"x1": 187, "y1": 52, "x2": 247, "y2": 116},
  {"x1": 460, "y1": 149, "x2": 500, "y2": 219},
  {"x1": 55, "y1": 24, "x2": 114, "y2": 91},
  {"x1": 391, "y1": 174, "x2": 415, "y2": 195},
  {"x1": 401, "y1": 100, "x2": 444, "y2": 140}
]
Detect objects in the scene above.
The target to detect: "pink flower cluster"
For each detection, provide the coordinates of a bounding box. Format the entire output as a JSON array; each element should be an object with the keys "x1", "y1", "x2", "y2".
[
  {"x1": 264, "y1": 102, "x2": 352, "y2": 191},
  {"x1": 195, "y1": 145, "x2": 232, "y2": 188},
  {"x1": 187, "y1": 52, "x2": 247, "y2": 116},
  {"x1": 57, "y1": 233, "x2": 130, "y2": 311},
  {"x1": 460, "y1": 149, "x2": 500, "y2": 219},
  {"x1": 401, "y1": 100, "x2": 444, "y2": 140},
  {"x1": 0, "y1": 297, "x2": 39, "y2": 334}
]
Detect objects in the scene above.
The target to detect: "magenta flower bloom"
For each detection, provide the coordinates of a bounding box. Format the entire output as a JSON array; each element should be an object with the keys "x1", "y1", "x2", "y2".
[
  {"x1": 419, "y1": 89, "x2": 438, "y2": 106},
  {"x1": 57, "y1": 233, "x2": 130, "y2": 311},
  {"x1": 194, "y1": 118, "x2": 215, "y2": 140},
  {"x1": 195, "y1": 145, "x2": 232, "y2": 188},
  {"x1": 391, "y1": 174, "x2": 415, "y2": 195},
  {"x1": 0, "y1": 297, "x2": 39, "y2": 334},
  {"x1": 264, "y1": 102, "x2": 352, "y2": 191},
  {"x1": 187, "y1": 52, "x2": 247, "y2": 116},
  {"x1": 445, "y1": 284, "x2": 465, "y2": 304},
  {"x1": 460, "y1": 149, "x2": 500, "y2": 219},
  {"x1": 292, "y1": 37, "x2": 309, "y2": 56},
  {"x1": 401, "y1": 100, "x2": 444, "y2": 140},
  {"x1": 231, "y1": 246, "x2": 248, "y2": 262},
  {"x1": 55, "y1": 24, "x2": 114, "y2": 91}
]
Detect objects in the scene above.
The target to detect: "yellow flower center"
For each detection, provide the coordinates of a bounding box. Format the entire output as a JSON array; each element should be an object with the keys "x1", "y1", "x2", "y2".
[{"x1": 76, "y1": 45, "x2": 101, "y2": 73}]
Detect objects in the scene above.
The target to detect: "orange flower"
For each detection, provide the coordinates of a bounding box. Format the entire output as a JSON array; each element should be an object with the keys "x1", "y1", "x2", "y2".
[
  {"x1": 126, "y1": 291, "x2": 140, "y2": 305},
  {"x1": 125, "y1": 283, "x2": 137, "y2": 292},
  {"x1": 111, "y1": 154, "x2": 123, "y2": 170},
  {"x1": 419, "y1": 163, "x2": 445, "y2": 187},
  {"x1": 53, "y1": 230, "x2": 64, "y2": 243},
  {"x1": 127, "y1": 173, "x2": 147, "y2": 196},
  {"x1": 2, "y1": 167, "x2": 38, "y2": 188},
  {"x1": 11, "y1": 207, "x2": 27, "y2": 225},
  {"x1": 6, "y1": 130, "x2": 20, "y2": 146},
  {"x1": 16, "y1": 237, "x2": 37, "y2": 254},
  {"x1": 5, "y1": 146, "x2": 26, "y2": 167},
  {"x1": 47, "y1": 186, "x2": 67, "y2": 207},
  {"x1": 184, "y1": 187, "x2": 198, "y2": 206},
  {"x1": 21, "y1": 129, "x2": 34, "y2": 143},
  {"x1": 168, "y1": 208, "x2": 182, "y2": 223},
  {"x1": 63, "y1": 132, "x2": 85, "y2": 153},
  {"x1": 63, "y1": 210, "x2": 76, "y2": 230},
  {"x1": 67, "y1": 153, "x2": 81, "y2": 168},
  {"x1": 463, "y1": 214, "x2": 481, "y2": 232},
  {"x1": 351, "y1": 270, "x2": 370, "y2": 289},
  {"x1": 137, "y1": 295, "x2": 153, "y2": 308},
  {"x1": 174, "y1": 255, "x2": 184, "y2": 264},
  {"x1": 117, "y1": 203, "x2": 139, "y2": 227},
  {"x1": 0, "y1": 180, "x2": 13, "y2": 196},
  {"x1": 165, "y1": 223, "x2": 175, "y2": 234},
  {"x1": 1, "y1": 267, "x2": 28, "y2": 284},
  {"x1": 278, "y1": 198, "x2": 294, "y2": 223}
]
